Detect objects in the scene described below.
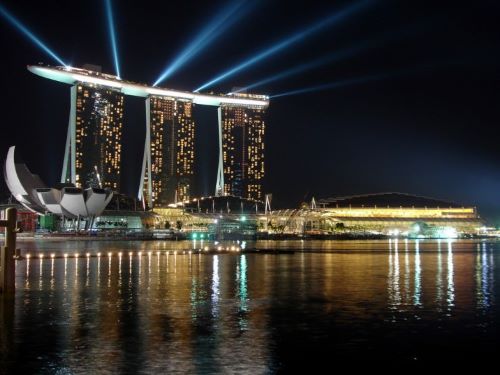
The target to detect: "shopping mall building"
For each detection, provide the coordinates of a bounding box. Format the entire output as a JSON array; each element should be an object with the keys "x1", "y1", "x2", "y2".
[{"x1": 266, "y1": 193, "x2": 484, "y2": 237}]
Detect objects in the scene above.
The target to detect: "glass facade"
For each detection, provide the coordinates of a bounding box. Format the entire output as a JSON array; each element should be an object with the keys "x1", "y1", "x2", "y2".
[
  {"x1": 146, "y1": 96, "x2": 195, "y2": 207},
  {"x1": 221, "y1": 102, "x2": 265, "y2": 201},
  {"x1": 71, "y1": 83, "x2": 124, "y2": 190}
]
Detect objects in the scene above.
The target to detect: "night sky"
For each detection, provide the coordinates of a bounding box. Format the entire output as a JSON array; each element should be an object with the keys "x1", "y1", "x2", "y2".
[{"x1": 1, "y1": 0, "x2": 499, "y2": 221}]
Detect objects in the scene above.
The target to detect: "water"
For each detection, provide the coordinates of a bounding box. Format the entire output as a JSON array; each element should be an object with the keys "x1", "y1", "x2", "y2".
[{"x1": 1, "y1": 239, "x2": 499, "y2": 373}]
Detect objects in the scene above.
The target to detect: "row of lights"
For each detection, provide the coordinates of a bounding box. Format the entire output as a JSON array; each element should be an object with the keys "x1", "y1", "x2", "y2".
[
  {"x1": 217, "y1": 246, "x2": 241, "y2": 252},
  {"x1": 24, "y1": 248, "x2": 242, "y2": 259}
]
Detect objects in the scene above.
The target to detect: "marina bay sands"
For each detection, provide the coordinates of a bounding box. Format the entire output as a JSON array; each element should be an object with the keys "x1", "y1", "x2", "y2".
[{"x1": 28, "y1": 64, "x2": 269, "y2": 208}]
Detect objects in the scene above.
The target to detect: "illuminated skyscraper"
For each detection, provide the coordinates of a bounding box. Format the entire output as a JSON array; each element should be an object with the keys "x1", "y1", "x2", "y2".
[
  {"x1": 216, "y1": 94, "x2": 265, "y2": 201},
  {"x1": 139, "y1": 96, "x2": 195, "y2": 207},
  {"x1": 28, "y1": 65, "x2": 269, "y2": 205},
  {"x1": 61, "y1": 81, "x2": 124, "y2": 190}
]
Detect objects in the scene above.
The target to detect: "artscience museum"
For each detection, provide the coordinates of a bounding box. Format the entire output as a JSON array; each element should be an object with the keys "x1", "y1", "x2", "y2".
[{"x1": 4, "y1": 146, "x2": 114, "y2": 229}]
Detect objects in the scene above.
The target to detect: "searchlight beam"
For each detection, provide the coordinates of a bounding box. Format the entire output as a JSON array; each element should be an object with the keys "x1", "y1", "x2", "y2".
[
  {"x1": 270, "y1": 72, "x2": 394, "y2": 98},
  {"x1": 236, "y1": 28, "x2": 404, "y2": 93},
  {"x1": 104, "y1": 0, "x2": 121, "y2": 78},
  {"x1": 0, "y1": 4, "x2": 67, "y2": 66},
  {"x1": 153, "y1": 0, "x2": 254, "y2": 86},
  {"x1": 195, "y1": 0, "x2": 375, "y2": 92}
]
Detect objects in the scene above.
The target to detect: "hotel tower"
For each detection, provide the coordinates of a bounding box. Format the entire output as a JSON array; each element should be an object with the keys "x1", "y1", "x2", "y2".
[
  {"x1": 216, "y1": 95, "x2": 265, "y2": 201},
  {"x1": 60, "y1": 69, "x2": 124, "y2": 190},
  {"x1": 139, "y1": 96, "x2": 195, "y2": 207}
]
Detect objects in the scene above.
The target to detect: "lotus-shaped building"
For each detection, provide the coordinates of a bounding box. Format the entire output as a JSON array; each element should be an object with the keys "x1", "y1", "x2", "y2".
[{"x1": 4, "y1": 146, "x2": 113, "y2": 221}]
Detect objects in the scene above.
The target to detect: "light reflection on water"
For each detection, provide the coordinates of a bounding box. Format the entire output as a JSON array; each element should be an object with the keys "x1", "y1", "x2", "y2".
[
  {"x1": 414, "y1": 240, "x2": 421, "y2": 306},
  {"x1": 436, "y1": 240, "x2": 442, "y2": 304},
  {"x1": 1, "y1": 239, "x2": 499, "y2": 372},
  {"x1": 476, "y1": 242, "x2": 494, "y2": 310},
  {"x1": 212, "y1": 255, "x2": 220, "y2": 319},
  {"x1": 447, "y1": 240, "x2": 455, "y2": 309}
]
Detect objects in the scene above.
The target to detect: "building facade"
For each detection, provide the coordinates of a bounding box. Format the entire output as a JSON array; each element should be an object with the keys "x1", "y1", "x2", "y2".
[
  {"x1": 266, "y1": 193, "x2": 485, "y2": 236},
  {"x1": 218, "y1": 97, "x2": 265, "y2": 201},
  {"x1": 139, "y1": 96, "x2": 195, "y2": 208},
  {"x1": 61, "y1": 82, "x2": 124, "y2": 191}
]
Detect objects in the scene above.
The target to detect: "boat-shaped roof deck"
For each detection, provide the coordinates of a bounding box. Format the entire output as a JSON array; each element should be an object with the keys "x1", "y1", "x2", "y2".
[{"x1": 28, "y1": 65, "x2": 269, "y2": 108}]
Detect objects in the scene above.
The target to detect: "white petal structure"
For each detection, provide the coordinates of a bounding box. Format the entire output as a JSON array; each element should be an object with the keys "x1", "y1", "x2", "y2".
[
  {"x1": 3, "y1": 146, "x2": 46, "y2": 213},
  {"x1": 85, "y1": 188, "x2": 113, "y2": 217},
  {"x1": 60, "y1": 188, "x2": 88, "y2": 218},
  {"x1": 36, "y1": 188, "x2": 63, "y2": 215},
  {"x1": 4, "y1": 146, "x2": 113, "y2": 220}
]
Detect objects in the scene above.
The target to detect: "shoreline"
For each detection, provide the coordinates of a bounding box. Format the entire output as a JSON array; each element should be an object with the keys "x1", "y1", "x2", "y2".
[{"x1": 5, "y1": 232, "x2": 498, "y2": 242}]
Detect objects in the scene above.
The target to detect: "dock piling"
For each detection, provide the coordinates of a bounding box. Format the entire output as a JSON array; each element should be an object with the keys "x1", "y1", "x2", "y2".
[{"x1": 0, "y1": 208, "x2": 17, "y2": 295}]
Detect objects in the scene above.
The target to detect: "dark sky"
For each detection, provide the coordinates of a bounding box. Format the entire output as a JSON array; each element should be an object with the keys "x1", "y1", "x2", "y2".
[{"x1": 1, "y1": 0, "x2": 500, "y2": 221}]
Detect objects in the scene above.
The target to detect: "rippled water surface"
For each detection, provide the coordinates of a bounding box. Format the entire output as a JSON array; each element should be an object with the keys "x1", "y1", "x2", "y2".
[{"x1": 1, "y1": 239, "x2": 499, "y2": 373}]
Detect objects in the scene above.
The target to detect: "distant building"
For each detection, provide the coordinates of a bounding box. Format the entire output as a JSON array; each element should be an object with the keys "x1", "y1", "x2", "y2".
[
  {"x1": 139, "y1": 96, "x2": 195, "y2": 208},
  {"x1": 61, "y1": 82, "x2": 124, "y2": 191},
  {"x1": 217, "y1": 93, "x2": 266, "y2": 201},
  {"x1": 207, "y1": 216, "x2": 257, "y2": 240},
  {"x1": 281, "y1": 192, "x2": 484, "y2": 236},
  {"x1": 182, "y1": 195, "x2": 264, "y2": 214},
  {"x1": 0, "y1": 204, "x2": 38, "y2": 233}
]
